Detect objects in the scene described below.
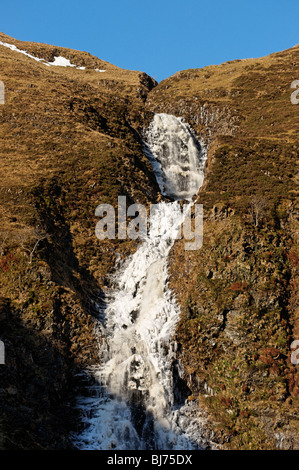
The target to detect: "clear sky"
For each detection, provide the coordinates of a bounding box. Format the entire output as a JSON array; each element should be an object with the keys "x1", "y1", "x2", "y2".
[{"x1": 1, "y1": 0, "x2": 298, "y2": 82}]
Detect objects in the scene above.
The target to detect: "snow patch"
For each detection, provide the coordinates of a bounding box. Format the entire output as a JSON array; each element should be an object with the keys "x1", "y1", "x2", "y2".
[
  {"x1": 0, "y1": 40, "x2": 47, "y2": 64},
  {"x1": 0, "y1": 41, "x2": 86, "y2": 70}
]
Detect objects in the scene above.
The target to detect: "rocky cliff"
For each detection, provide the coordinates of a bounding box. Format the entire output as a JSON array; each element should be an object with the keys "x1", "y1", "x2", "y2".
[{"x1": 0, "y1": 32, "x2": 298, "y2": 449}]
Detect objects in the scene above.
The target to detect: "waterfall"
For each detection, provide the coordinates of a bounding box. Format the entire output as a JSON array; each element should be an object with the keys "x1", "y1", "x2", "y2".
[
  {"x1": 74, "y1": 114, "x2": 207, "y2": 450},
  {"x1": 143, "y1": 113, "x2": 205, "y2": 201}
]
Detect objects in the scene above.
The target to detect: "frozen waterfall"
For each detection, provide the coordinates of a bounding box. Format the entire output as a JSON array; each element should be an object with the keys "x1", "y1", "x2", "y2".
[
  {"x1": 74, "y1": 114, "x2": 207, "y2": 450},
  {"x1": 143, "y1": 113, "x2": 205, "y2": 200}
]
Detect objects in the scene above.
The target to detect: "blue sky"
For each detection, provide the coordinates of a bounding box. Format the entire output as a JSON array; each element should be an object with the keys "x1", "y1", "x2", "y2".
[{"x1": 1, "y1": 0, "x2": 298, "y2": 81}]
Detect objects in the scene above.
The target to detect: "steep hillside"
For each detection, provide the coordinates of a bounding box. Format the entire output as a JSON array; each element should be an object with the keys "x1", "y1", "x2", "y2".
[
  {"x1": 0, "y1": 32, "x2": 298, "y2": 450},
  {"x1": 0, "y1": 32, "x2": 158, "y2": 448},
  {"x1": 147, "y1": 46, "x2": 299, "y2": 448}
]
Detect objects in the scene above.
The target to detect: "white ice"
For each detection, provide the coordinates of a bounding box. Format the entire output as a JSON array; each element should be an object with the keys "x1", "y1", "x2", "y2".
[{"x1": 74, "y1": 114, "x2": 207, "y2": 450}]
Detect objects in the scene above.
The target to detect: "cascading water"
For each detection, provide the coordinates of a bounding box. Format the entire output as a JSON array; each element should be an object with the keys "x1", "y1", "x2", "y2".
[
  {"x1": 74, "y1": 113, "x2": 207, "y2": 450},
  {"x1": 143, "y1": 113, "x2": 205, "y2": 200}
]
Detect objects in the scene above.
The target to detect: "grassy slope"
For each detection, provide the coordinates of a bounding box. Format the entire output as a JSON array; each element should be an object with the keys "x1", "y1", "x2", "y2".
[
  {"x1": 147, "y1": 46, "x2": 299, "y2": 449},
  {"x1": 0, "y1": 33, "x2": 158, "y2": 448}
]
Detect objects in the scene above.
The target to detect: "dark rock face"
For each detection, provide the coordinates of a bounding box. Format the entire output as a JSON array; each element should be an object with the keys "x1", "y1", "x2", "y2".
[
  {"x1": 0, "y1": 299, "x2": 76, "y2": 448},
  {"x1": 138, "y1": 72, "x2": 158, "y2": 92},
  {"x1": 169, "y1": 212, "x2": 299, "y2": 448}
]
